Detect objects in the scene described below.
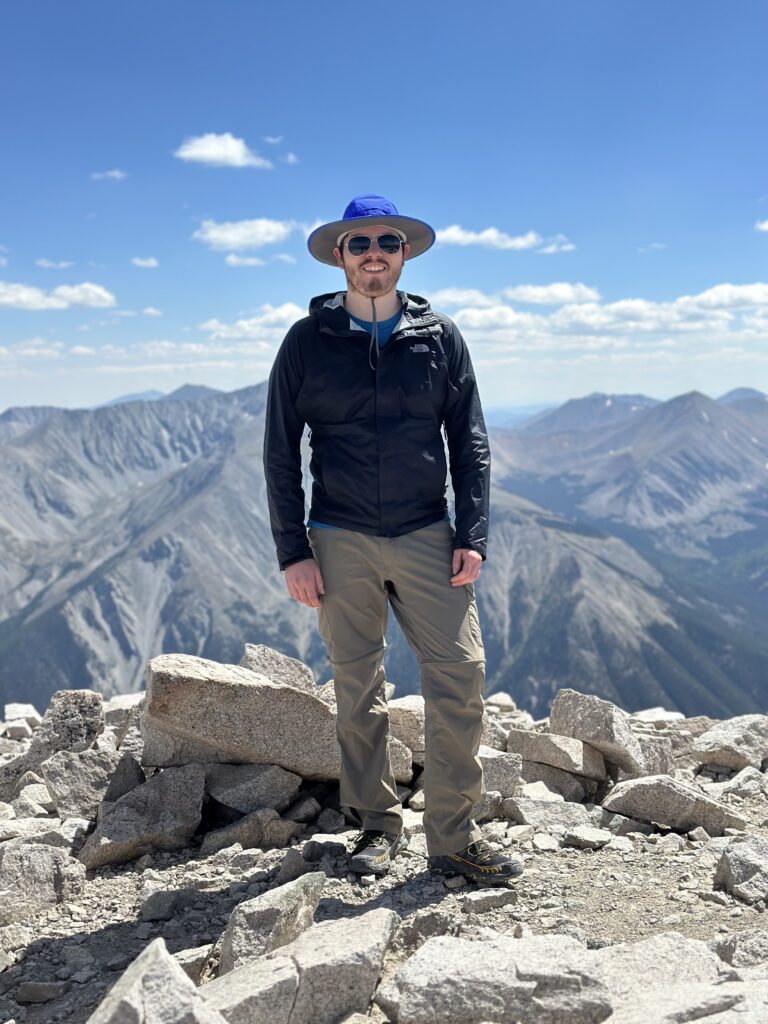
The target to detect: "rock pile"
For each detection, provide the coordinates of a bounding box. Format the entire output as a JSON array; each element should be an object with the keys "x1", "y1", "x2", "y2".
[{"x1": 0, "y1": 645, "x2": 767, "y2": 1022}]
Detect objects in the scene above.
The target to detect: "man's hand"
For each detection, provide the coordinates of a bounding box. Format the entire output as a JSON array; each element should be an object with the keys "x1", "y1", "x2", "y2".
[
  {"x1": 285, "y1": 558, "x2": 325, "y2": 608},
  {"x1": 451, "y1": 547, "x2": 482, "y2": 586}
]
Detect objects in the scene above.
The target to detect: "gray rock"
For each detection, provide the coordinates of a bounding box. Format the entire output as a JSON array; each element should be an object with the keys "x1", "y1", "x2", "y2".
[
  {"x1": 204, "y1": 762, "x2": 302, "y2": 813},
  {"x1": 173, "y1": 943, "x2": 215, "y2": 985},
  {"x1": 239, "y1": 643, "x2": 316, "y2": 692},
  {"x1": 519, "y1": 760, "x2": 588, "y2": 801},
  {"x1": 4, "y1": 702, "x2": 42, "y2": 727},
  {"x1": 102, "y1": 692, "x2": 145, "y2": 728},
  {"x1": 264, "y1": 907, "x2": 399, "y2": 1024},
  {"x1": 11, "y1": 784, "x2": 51, "y2": 817},
  {"x1": 563, "y1": 826, "x2": 613, "y2": 850},
  {"x1": 389, "y1": 695, "x2": 426, "y2": 761},
  {"x1": 4, "y1": 719, "x2": 33, "y2": 740},
  {"x1": 714, "y1": 835, "x2": 768, "y2": 904},
  {"x1": 480, "y1": 712, "x2": 508, "y2": 751},
  {"x1": 485, "y1": 691, "x2": 517, "y2": 711},
  {"x1": 141, "y1": 653, "x2": 412, "y2": 782},
  {"x1": 219, "y1": 871, "x2": 326, "y2": 973},
  {"x1": 461, "y1": 888, "x2": 518, "y2": 912},
  {"x1": 715, "y1": 928, "x2": 768, "y2": 968},
  {"x1": 473, "y1": 790, "x2": 503, "y2": 822},
  {"x1": 199, "y1": 956, "x2": 298, "y2": 1023},
  {"x1": 393, "y1": 907, "x2": 455, "y2": 951},
  {"x1": 376, "y1": 933, "x2": 611, "y2": 1024},
  {"x1": 549, "y1": 688, "x2": 645, "y2": 774},
  {"x1": 584, "y1": 931, "x2": 733, "y2": 1018},
  {"x1": 618, "y1": 732, "x2": 675, "y2": 782},
  {"x1": 284, "y1": 795, "x2": 322, "y2": 822},
  {"x1": 630, "y1": 706, "x2": 685, "y2": 726},
  {"x1": 0, "y1": 690, "x2": 104, "y2": 801},
  {"x1": 602, "y1": 775, "x2": 747, "y2": 836},
  {"x1": 78, "y1": 763, "x2": 205, "y2": 869},
  {"x1": 0, "y1": 839, "x2": 86, "y2": 926},
  {"x1": 703, "y1": 766, "x2": 768, "y2": 800},
  {"x1": 199, "y1": 807, "x2": 302, "y2": 856},
  {"x1": 302, "y1": 833, "x2": 348, "y2": 862},
  {"x1": 41, "y1": 747, "x2": 144, "y2": 820},
  {"x1": 273, "y1": 845, "x2": 307, "y2": 885},
  {"x1": 85, "y1": 937, "x2": 228, "y2": 1023},
  {"x1": 692, "y1": 715, "x2": 768, "y2": 771},
  {"x1": 477, "y1": 746, "x2": 523, "y2": 798},
  {"x1": 506, "y1": 728, "x2": 606, "y2": 780},
  {"x1": 503, "y1": 797, "x2": 597, "y2": 834}
]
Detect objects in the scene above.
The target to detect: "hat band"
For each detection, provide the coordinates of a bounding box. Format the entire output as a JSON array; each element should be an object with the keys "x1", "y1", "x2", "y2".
[{"x1": 336, "y1": 226, "x2": 407, "y2": 247}]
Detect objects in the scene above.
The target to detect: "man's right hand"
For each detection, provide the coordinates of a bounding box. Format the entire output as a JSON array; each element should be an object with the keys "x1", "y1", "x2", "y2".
[{"x1": 285, "y1": 558, "x2": 326, "y2": 608}]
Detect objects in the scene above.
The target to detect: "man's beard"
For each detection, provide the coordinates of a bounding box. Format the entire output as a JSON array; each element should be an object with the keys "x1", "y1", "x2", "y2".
[{"x1": 345, "y1": 258, "x2": 403, "y2": 298}]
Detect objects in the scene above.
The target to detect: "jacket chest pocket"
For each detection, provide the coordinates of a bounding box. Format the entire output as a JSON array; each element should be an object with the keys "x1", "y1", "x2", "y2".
[{"x1": 398, "y1": 344, "x2": 449, "y2": 417}]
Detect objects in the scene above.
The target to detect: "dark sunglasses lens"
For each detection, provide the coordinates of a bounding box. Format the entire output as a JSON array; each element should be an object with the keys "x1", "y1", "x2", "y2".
[
  {"x1": 377, "y1": 234, "x2": 402, "y2": 254},
  {"x1": 346, "y1": 235, "x2": 372, "y2": 256}
]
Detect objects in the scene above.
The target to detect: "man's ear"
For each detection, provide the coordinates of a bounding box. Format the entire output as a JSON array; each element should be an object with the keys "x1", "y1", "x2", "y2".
[
  {"x1": 403, "y1": 242, "x2": 412, "y2": 261},
  {"x1": 333, "y1": 246, "x2": 344, "y2": 269}
]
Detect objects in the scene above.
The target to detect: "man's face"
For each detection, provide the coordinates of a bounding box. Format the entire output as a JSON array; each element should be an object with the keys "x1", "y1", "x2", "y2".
[{"x1": 333, "y1": 224, "x2": 411, "y2": 298}]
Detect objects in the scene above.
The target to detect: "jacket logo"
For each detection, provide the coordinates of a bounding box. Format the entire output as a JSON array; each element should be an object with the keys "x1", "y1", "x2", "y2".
[{"x1": 410, "y1": 343, "x2": 430, "y2": 353}]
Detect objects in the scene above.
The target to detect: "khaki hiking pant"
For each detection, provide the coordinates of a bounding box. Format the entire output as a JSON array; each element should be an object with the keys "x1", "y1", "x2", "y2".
[{"x1": 308, "y1": 518, "x2": 486, "y2": 857}]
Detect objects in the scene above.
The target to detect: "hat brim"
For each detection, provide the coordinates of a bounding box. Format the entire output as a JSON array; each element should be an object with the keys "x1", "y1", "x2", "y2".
[{"x1": 307, "y1": 214, "x2": 436, "y2": 266}]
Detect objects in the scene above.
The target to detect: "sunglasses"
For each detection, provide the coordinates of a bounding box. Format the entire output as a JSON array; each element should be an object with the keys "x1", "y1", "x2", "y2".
[{"x1": 342, "y1": 233, "x2": 405, "y2": 257}]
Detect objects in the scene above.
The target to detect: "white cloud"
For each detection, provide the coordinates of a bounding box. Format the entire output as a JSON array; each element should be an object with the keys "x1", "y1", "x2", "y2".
[
  {"x1": 174, "y1": 132, "x2": 272, "y2": 169},
  {"x1": 131, "y1": 257, "x2": 159, "y2": 268},
  {"x1": 91, "y1": 169, "x2": 127, "y2": 180},
  {"x1": 538, "y1": 234, "x2": 576, "y2": 254},
  {"x1": 0, "y1": 281, "x2": 116, "y2": 310},
  {"x1": 0, "y1": 256, "x2": 7, "y2": 268},
  {"x1": 676, "y1": 283, "x2": 768, "y2": 309},
  {"x1": 71, "y1": 345, "x2": 96, "y2": 355},
  {"x1": 35, "y1": 258, "x2": 75, "y2": 269},
  {"x1": 503, "y1": 283, "x2": 600, "y2": 304},
  {"x1": 143, "y1": 307, "x2": 162, "y2": 316},
  {"x1": 637, "y1": 242, "x2": 667, "y2": 254},
  {"x1": 199, "y1": 302, "x2": 304, "y2": 340},
  {"x1": 274, "y1": 253, "x2": 297, "y2": 265},
  {"x1": 193, "y1": 217, "x2": 294, "y2": 251},
  {"x1": 225, "y1": 254, "x2": 267, "y2": 267},
  {"x1": 263, "y1": 135, "x2": 284, "y2": 145},
  {"x1": 432, "y1": 284, "x2": 599, "y2": 308},
  {"x1": 431, "y1": 288, "x2": 498, "y2": 308},
  {"x1": 283, "y1": 152, "x2": 299, "y2": 165},
  {"x1": 436, "y1": 225, "x2": 542, "y2": 250},
  {"x1": 755, "y1": 220, "x2": 768, "y2": 233}
]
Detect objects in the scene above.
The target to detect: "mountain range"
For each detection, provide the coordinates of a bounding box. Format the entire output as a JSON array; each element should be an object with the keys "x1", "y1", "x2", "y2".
[{"x1": 1, "y1": 383, "x2": 766, "y2": 718}]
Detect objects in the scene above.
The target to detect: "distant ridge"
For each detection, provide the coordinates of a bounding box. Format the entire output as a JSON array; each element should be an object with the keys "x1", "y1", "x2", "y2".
[{"x1": 518, "y1": 392, "x2": 659, "y2": 435}]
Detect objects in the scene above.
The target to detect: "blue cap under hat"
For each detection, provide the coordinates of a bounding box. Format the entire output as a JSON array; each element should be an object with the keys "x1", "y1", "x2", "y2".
[{"x1": 307, "y1": 193, "x2": 436, "y2": 266}]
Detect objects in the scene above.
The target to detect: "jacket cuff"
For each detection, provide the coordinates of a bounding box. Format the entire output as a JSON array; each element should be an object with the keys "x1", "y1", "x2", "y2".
[
  {"x1": 453, "y1": 541, "x2": 487, "y2": 562},
  {"x1": 280, "y1": 550, "x2": 314, "y2": 572}
]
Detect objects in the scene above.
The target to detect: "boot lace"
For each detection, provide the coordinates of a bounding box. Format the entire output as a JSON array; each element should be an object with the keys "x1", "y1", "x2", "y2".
[
  {"x1": 464, "y1": 839, "x2": 496, "y2": 864},
  {"x1": 354, "y1": 829, "x2": 387, "y2": 849}
]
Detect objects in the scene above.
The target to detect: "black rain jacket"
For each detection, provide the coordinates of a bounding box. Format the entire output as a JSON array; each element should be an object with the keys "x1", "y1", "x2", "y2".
[{"x1": 262, "y1": 289, "x2": 490, "y2": 571}]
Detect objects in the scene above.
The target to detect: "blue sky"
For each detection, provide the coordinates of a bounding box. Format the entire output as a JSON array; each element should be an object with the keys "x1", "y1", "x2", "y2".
[{"x1": 1, "y1": 1, "x2": 767, "y2": 412}]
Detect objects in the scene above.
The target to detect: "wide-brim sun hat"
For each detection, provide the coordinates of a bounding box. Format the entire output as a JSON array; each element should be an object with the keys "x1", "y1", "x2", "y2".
[{"x1": 307, "y1": 193, "x2": 436, "y2": 266}]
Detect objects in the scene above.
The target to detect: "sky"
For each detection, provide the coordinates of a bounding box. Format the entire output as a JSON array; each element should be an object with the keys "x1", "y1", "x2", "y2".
[{"x1": 1, "y1": 0, "x2": 767, "y2": 413}]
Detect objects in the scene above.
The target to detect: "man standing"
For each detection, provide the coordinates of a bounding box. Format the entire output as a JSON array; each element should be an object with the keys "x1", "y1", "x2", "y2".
[{"x1": 263, "y1": 194, "x2": 522, "y2": 884}]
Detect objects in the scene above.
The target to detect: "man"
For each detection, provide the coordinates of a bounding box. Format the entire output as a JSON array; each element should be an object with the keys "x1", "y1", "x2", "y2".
[{"x1": 263, "y1": 194, "x2": 523, "y2": 885}]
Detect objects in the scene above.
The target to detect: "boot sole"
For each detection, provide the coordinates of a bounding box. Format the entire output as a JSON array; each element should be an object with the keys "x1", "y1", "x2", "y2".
[{"x1": 429, "y1": 856, "x2": 524, "y2": 886}]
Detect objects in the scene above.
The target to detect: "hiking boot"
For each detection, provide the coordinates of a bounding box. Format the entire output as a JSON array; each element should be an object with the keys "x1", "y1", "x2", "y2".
[
  {"x1": 348, "y1": 829, "x2": 408, "y2": 875},
  {"x1": 428, "y1": 838, "x2": 524, "y2": 885}
]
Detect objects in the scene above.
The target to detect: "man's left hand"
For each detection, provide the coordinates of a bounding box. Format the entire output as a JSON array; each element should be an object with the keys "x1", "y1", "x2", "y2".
[{"x1": 450, "y1": 548, "x2": 482, "y2": 586}]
